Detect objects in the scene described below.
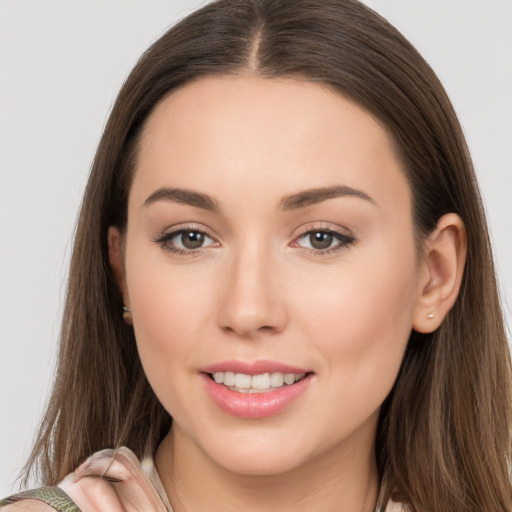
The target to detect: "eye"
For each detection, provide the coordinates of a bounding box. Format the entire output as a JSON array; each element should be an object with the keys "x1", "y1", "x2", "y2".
[
  {"x1": 293, "y1": 229, "x2": 355, "y2": 254},
  {"x1": 175, "y1": 230, "x2": 210, "y2": 250},
  {"x1": 305, "y1": 231, "x2": 336, "y2": 250},
  {"x1": 155, "y1": 228, "x2": 217, "y2": 254}
]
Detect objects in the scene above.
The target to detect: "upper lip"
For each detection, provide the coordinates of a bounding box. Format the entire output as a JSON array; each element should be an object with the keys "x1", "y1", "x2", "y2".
[{"x1": 201, "y1": 360, "x2": 312, "y2": 375}]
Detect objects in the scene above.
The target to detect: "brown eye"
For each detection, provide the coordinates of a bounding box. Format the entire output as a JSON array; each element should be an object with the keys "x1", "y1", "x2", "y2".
[
  {"x1": 293, "y1": 229, "x2": 355, "y2": 254},
  {"x1": 156, "y1": 228, "x2": 217, "y2": 254},
  {"x1": 309, "y1": 232, "x2": 333, "y2": 250},
  {"x1": 181, "y1": 231, "x2": 205, "y2": 249}
]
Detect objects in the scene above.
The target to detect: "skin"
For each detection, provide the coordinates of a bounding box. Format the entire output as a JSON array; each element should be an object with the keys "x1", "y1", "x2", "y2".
[{"x1": 108, "y1": 76, "x2": 466, "y2": 512}]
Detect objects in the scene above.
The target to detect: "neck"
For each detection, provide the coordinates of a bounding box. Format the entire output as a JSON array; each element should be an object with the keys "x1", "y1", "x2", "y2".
[{"x1": 155, "y1": 424, "x2": 379, "y2": 512}]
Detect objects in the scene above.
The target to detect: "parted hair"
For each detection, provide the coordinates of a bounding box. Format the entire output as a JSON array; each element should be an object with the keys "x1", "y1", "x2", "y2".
[{"x1": 24, "y1": 1, "x2": 511, "y2": 510}]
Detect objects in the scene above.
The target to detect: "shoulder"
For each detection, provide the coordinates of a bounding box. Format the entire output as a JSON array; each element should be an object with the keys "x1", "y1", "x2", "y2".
[
  {"x1": 61, "y1": 446, "x2": 167, "y2": 511},
  {"x1": 2, "y1": 447, "x2": 168, "y2": 512}
]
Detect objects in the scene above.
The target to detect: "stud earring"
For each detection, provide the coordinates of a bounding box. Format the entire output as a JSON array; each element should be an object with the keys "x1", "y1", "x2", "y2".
[
  {"x1": 123, "y1": 306, "x2": 133, "y2": 326},
  {"x1": 427, "y1": 313, "x2": 435, "y2": 320}
]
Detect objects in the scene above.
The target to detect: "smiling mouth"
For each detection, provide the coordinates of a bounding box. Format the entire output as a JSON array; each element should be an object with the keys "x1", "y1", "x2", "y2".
[{"x1": 208, "y1": 371, "x2": 309, "y2": 393}]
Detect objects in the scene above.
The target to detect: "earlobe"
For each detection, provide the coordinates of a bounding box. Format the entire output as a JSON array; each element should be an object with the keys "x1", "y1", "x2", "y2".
[
  {"x1": 412, "y1": 213, "x2": 467, "y2": 333},
  {"x1": 108, "y1": 226, "x2": 129, "y2": 305}
]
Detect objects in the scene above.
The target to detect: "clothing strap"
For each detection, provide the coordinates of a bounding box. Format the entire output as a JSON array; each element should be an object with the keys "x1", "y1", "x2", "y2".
[{"x1": 0, "y1": 486, "x2": 81, "y2": 511}]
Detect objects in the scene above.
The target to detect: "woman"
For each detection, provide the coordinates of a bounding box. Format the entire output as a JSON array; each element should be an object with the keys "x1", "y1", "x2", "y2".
[{"x1": 2, "y1": 0, "x2": 511, "y2": 510}]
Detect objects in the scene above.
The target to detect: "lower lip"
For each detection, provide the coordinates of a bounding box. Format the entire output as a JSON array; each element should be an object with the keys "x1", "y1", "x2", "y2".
[{"x1": 202, "y1": 373, "x2": 312, "y2": 419}]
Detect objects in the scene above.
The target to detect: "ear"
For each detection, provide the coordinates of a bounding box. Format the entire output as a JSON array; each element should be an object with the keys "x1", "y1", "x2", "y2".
[
  {"x1": 412, "y1": 213, "x2": 467, "y2": 333},
  {"x1": 108, "y1": 226, "x2": 130, "y2": 307}
]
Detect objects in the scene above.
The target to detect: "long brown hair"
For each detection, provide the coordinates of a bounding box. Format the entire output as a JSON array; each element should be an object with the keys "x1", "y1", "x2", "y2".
[{"x1": 24, "y1": 1, "x2": 511, "y2": 510}]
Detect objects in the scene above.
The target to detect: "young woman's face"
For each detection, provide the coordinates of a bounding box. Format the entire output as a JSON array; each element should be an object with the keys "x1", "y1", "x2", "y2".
[{"x1": 121, "y1": 76, "x2": 425, "y2": 475}]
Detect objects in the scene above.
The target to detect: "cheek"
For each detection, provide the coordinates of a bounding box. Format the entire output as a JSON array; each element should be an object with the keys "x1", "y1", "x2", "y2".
[
  {"x1": 294, "y1": 240, "x2": 418, "y2": 397},
  {"x1": 124, "y1": 245, "x2": 216, "y2": 405}
]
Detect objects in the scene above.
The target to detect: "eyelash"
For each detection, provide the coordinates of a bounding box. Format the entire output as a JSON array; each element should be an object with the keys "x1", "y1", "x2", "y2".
[
  {"x1": 293, "y1": 228, "x2": 356, "y2": 256},
  {"x1": 154, "y1": 226, "x2": 356, "y2": 257},
  {"x1": 153, "y1": 226, "x2": 216, "y2": 256}
]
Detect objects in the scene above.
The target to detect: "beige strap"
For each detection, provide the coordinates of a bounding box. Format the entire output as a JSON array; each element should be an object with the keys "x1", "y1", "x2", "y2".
[{"x1": 0, "y1": 486, "x2": 81, "y2": 512}]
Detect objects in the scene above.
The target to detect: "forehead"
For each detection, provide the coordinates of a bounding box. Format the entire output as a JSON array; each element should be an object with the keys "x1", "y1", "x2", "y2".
[{"x1": 131, "y1": 75, "x2": 411, "y2": 215}]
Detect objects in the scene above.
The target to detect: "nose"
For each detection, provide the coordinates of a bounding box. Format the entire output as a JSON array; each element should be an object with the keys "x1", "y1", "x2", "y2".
[{"x1": 216, "y1": 243, "x2": 288, "y2": 338}]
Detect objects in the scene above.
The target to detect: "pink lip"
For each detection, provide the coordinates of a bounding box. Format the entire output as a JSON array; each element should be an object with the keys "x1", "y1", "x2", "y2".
[
  {"x1": 201, "y1": 360, "x2": 313, "y2": 419},
  {"x1": 201, "y1": 359, "x2": 310, "y2": 375}
]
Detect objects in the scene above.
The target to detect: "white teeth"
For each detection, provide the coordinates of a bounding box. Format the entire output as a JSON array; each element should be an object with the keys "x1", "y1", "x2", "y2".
[
  {"x1": 284, "y1": 373, "x2": 296, "y2": 385},
  {"x1": 224, "y1": 371, "x2": 235, "y2": 386},
  {"x1": 252, "y1": 373, "x2": 271, "y2": 389},
  {"x1": 235, "y1": 373, "x2": 252, "y2": 389},
  {"x1": 270, "y1": 372, "x2": 284, "y2": 387},
  {"x1": 211, "y1": 371, "x2": 306, "y2": 392}
]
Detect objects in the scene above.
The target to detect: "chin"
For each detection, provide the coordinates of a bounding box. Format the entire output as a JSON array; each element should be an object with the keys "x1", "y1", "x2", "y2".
[
  {"x1": 214, "y1": 449, "x2": 306, "y2": 477},
  {"x1": 196, "y1": 428, "x2": 316, "y2": 477}
]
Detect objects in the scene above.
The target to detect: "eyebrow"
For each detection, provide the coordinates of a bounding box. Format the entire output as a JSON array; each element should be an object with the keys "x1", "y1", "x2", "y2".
[
  {"x1": 279, "y1": 185, "x2": 375, "y2": 210},
  {"x1": 143, "y1": 184, "x2": 374, "y2": 212},
  {"x1": 144, "y1": 187, "x2": 219, "y2": 211}
]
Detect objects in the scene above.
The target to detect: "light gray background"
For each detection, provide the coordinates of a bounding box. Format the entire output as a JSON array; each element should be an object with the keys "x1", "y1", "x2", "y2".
[{"x1": 1, "y1": 0, "x2": 510, "y2": 497}]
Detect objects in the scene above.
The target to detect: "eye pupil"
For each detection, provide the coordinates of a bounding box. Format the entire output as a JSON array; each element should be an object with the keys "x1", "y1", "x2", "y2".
[
  {"x1": 309, "y1": 232, "x2": 333, "y2": 250},
  {"x1": 182, "y1": 231, "x2": 204, "y2": 249}
]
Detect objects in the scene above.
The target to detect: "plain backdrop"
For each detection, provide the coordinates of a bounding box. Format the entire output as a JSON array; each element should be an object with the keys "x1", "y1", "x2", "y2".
[{"x1": 1, "y1": 0, "x2": 511, "y2": 497}]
